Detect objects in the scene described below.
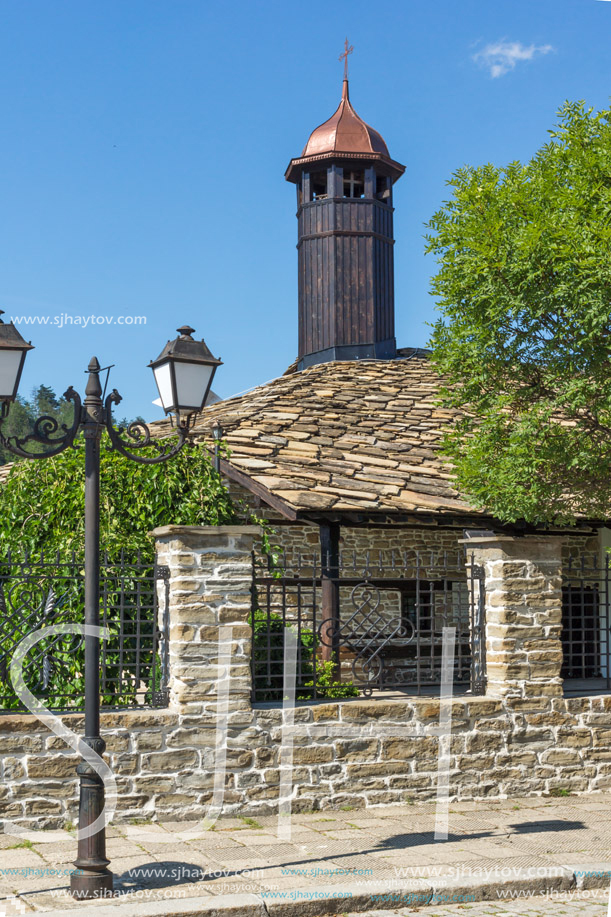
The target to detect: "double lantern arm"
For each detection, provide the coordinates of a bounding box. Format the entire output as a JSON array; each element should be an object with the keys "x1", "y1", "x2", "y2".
[
  {"x1": 0, "y1": 387, "x2": 193, "y2": 466},
  {"x1": 0, "y1": 324, "x2": 220, "y2": 465}
]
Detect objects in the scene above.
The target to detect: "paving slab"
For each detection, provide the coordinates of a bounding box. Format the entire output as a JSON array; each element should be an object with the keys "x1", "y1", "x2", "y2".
[{"x1": 2, "y1": 794, "x2": 611, "y2": 915}]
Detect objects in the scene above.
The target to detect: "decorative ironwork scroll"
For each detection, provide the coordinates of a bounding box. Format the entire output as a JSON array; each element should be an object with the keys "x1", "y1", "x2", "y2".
[
  {"x1": 0, "y1": 387, "x2": 82, "y2": 459},
  {"x1": 104, "y1": 390, "x2": 190, "y2": 464}
]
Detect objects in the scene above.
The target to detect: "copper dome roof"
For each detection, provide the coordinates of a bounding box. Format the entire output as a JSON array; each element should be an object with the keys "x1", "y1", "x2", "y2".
[
  {"x1": 285, "y1": 80, "x2": 404, "y2": 184},
  {"x1": 302, "y1": 79, "x2": 390, "y2": 158}
]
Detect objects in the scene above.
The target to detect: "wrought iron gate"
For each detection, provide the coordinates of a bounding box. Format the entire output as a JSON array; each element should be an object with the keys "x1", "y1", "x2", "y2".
[
  {"x1": 0, "y1": 551, "x2": 169, "y2": 712},
  {"x1": 252, "y1": 549, "x2": 486, "y2": 702}
]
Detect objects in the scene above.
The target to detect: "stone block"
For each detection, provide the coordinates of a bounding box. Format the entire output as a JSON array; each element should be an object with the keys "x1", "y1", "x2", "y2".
[
  {"x1": 182, "y1": 770, "x2": 231, "y2": 791},
  {"x1": 170, "y1": 624, "x2": 198, "y2": 641},
  {"x1": 262, "y1": 768, "x2": 280, "y2": 785},
  {"x1": 0, "y1": 735, "x2": 43, "y2": 754},
  {"x1": 101, "y1": 733, "x2": 131, "y2": 753},
  {"x1": 236, "y1": 771, "x2": 263, "y2": 788},
  {"x1": 133, "y1": 732, "x2": 164, "y2": 751},
  {"x1": 12, "y1": 779, "x2": 77, "y2": 799},
  {"x1": 311, "y1": 703, "x2": 341, "y2": 721},
  {"x1": 525, "y1": 711, "x2": 573, "y2": 727},
  {"x1": 0, "y1": 802, "x2": 24, "y2": 817},
  {"x1": 166, "y1": 727, "x2": 217, "y2": 748},
  {"x1": 466, "y1": 699, "x2": 504, "y2": 717},
  {"x1": 590, "y1": 776, "x2": 611, "y2": 790},
  {"x1": 320, "y1": 793, "x2": 365, "y2": 810},
  {"x1": 593, "y1": 729, "x2": 611, "y2": 747},
  {"x1": 345, "y1": 762, "x2": 399, "y2": 779},
  {"x1": 26, "y1": 755, "x2": 79, "y2": 779},
  {"x1": 218, "y1": 606, "x2": 252, "y2": 624},
  {"x1": 521, "y1": 682, "x2": 563, "y2": 698},
  {"x1": 225, "y1": 748, "x2": 255, "y2": 768},
  {"x1": 456, "y1": 754, "x2": 495, "y2": 770},
  {"x1": 341, "y1": 701, "x2": 409, "y2": 721},
  {"x1": 335, "y1": 739, "x2": 379, "y2": 759},
  {"x1": 141, "y1": 749, "x2": 198, "y2": 772},
  {"x1": 292, "y1": 745, "x2": 334, "y2": 764},
  {"x1": 381, "y1": 737, "x2": 436, "y2": 760},
  {"x1": 584, "y1": 713, "x2": 611, "y2": 726},
  {"x1": 3, "y1": 757, "x2": 25, "y2": 780},
  {"x1": 557, "y1": 728, "x2": 592, "y2": 748},
  {"x1": 254, "y1": 746, "x2": 277, "y2": 767},
  {"x1": 101, "y1": 711, "x2": 178, "y2": 729},
  {"x1": 464, "y1": 733, "x2": 504, "y2": 754},
  {"x1": 111, "y1": 753, "x2": 140, "y2": 775},
  {"x1": 26, "y1": 799, "x2": 63, "y2": 814},
  {"x1": 540, "y1": 748, "x2": 582, "y2": 766},
  {"x1": 114, "y1": 794, "x2": 151, "y2": 811},
  {"x1": 495, "y1": 750, "x2": 537, "y2": 767}
]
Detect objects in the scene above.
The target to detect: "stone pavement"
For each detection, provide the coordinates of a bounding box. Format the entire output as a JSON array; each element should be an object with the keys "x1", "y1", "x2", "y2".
[
  {"x1": 353, "y1": 893, "x2": 610, "y2": 914},
  {"x1": 1, "y1": 795, "x2": 611, "y2": 915}
]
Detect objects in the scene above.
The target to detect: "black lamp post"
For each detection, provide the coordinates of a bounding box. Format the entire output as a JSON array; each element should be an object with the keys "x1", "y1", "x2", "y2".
[{"x1": 0, "y1": 316, "x2": 221, "y2": 900}]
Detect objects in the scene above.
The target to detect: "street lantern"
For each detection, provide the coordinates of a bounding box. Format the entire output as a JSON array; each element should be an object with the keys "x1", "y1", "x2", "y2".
[
  {"x1": 0, "y1": 311, "x2": 34, "y2": 403},
  {"x1": 149, "y1": 325, "x2": 222, "y2": 420},
  {"x1": 0, "y1": 324, "x2": 221, "y2": 901}
]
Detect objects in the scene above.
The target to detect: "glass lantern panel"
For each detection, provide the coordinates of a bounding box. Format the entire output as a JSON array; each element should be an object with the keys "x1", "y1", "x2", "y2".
[
  {"x1": 0, "y1": 350, "x2": 22, "y2": 400},
  {"x1": 174, "y1": 361, "x2": 214, "y2": 411},
  {"x1": 153, "y1": 362, "x2": 175, "y2": 411}
]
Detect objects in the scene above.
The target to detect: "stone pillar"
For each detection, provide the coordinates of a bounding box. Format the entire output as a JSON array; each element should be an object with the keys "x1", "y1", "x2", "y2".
[
  {"x1": 152, "y1": 525, "x2": 258, "y2": 716},
  {"x1": 462, "y1": 533, "x2": 564, "y2": 699}
]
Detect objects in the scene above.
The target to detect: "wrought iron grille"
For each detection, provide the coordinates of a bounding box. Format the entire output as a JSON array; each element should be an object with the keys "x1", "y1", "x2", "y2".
[
  {"x1": 562, "y1": 553, "x2": 611, "y2": 694},
  {"x1": 0, "y1": 551, "x2": 169, "y2": 712},
  {"x1": 251, "y1": 548, "x2": 486, "y2": 703}
]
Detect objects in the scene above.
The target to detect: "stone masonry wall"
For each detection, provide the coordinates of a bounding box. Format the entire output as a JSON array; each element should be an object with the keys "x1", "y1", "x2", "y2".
[
  {"x1": 1, "y1": 523, "x2": 610, "y2": 830},
  {"x1": 2, "y1": 695, "x2": 611, "y2": 828}
]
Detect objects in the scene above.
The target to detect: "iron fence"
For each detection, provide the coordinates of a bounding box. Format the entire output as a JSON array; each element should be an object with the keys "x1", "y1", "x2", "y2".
[
  {"x1": 0, "y1": 550, "x2": 169, "y2": 712},
  {"x1": 252, "y1": 548, "x2": 486, "y2": 703},
  {"x1": 562, "y1": 553, "x2": 611, "y2": 694}
]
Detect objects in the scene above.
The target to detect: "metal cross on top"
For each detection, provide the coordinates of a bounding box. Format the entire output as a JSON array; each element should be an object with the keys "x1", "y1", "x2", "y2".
[{"x1": 339, "y1": 37, "x2": 354, "y2": 80}]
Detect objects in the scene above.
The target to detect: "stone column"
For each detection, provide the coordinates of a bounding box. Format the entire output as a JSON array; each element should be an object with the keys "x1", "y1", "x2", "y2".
[
  {"x1": 462, "y1": 533, "x2": 564, "y2": 699},
  {"x1": 152, "y1": 525, "x2": 258, "y2": 716}
]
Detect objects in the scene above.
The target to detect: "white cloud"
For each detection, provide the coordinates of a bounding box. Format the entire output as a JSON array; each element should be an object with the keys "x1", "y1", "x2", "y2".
[{"x1": 473, "y1": 40, "x2": 554, "y2": 78}]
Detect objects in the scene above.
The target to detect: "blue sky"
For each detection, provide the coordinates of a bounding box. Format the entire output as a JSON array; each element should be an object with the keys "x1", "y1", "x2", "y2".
[{"x1": 1, "y1": 0, "x2": 610, "y2": 420}]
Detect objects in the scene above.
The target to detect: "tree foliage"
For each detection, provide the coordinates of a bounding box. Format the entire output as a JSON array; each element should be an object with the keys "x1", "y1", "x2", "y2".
[
  {"x1": 425, "y1": 101, "x2": 611, "y2": 524},
  {"x1": 0, "y1": 434, "x2": 237, "y2": 558},
  {"x1": 0, "y1": 430, "x2": 238, "y2": 710}
]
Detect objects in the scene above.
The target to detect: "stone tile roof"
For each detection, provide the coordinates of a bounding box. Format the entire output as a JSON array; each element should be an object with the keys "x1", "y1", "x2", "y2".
[{"x1": 156, "y1": 352, "x2": 478, "y2": 518}]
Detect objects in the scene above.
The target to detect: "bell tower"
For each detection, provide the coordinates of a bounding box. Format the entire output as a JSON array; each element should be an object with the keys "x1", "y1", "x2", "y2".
[{"x1": 285, "y1": 59, "x2": 405, "y2": 370}]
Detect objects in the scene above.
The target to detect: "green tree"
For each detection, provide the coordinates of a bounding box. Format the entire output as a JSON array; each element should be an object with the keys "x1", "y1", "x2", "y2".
[{"x1": 425, "y1": 101, "x2": 611, "y2": 525}]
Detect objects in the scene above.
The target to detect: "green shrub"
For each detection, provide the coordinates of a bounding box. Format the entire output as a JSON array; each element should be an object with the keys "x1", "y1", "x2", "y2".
[{"x1": 250, "y1": 607, "x2": 358, "y2": 702}]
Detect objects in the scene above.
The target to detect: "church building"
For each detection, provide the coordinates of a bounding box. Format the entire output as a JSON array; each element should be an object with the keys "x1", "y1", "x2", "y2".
[{"x1": 160, "y1": 70, "x2": 609, "y2": 704}]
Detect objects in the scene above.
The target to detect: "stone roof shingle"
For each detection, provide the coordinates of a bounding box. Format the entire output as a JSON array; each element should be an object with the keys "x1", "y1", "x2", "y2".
[{"x1": 161, "y1": 353, "x2": 477, "y2": 518}]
